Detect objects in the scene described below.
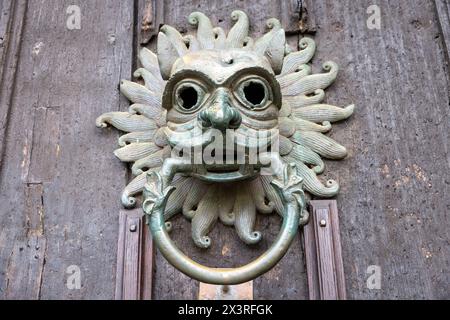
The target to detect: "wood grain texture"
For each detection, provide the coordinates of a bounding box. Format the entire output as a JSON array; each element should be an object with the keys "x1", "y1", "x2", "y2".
[
  {"x1": 304, "y1": 200, "x2": 346, "y2": 300},
  {"x1": 122, "y1": 214, "x2": 142, "y2": 299},
  {"x1": 140, "y1": 222, "x2": 155, "y2": 300},
  {"x1": 0, "y1": 0, "x2": 448, "y2": 300},
  {"x1": 0, "y1": 0, "x2": 135, "y2": 299},
  {"x1": 309, "y1": 0, "x2": 450, "y2": 299},
  {"x1": 115, "y1": 209, "x2": 154, "y2": 300},
  {"x1": 138, "y1": 0, "x2": 165, "y2": 45}
]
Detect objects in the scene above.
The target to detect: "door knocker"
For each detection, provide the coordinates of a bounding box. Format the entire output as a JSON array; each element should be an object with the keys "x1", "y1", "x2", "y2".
[{"x1": 96, "y1": 11, "x2": 354, "y2": 285}]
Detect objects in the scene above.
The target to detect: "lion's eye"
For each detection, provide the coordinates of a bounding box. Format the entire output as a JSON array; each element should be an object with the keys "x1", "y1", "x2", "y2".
[
  {"x1": 236, "y1": 78, "x2": 271, "y2": 110},
  {"x1": 243, "y1": 81, "x2": 266, "y2": 105},
  {"x1": 179, "y1": 86, "x2": 198, "y2": 109},
  {"x1": 175, "y1": 83, "x2": 207, "y2": 112}
]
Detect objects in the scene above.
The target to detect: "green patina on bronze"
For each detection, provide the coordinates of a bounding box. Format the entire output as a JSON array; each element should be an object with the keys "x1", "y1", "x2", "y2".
[{"x1": 96, "y1": 10, "x2": 354, "y2": 284}]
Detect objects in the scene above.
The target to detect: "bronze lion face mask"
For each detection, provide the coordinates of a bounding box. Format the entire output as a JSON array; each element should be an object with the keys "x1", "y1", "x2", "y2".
[
  {"x1": 96, "y1": 11, "x2": 354, "y2": 284},
  {"x1": 163, "y1": 49, "x2": 282, "y2": 183}
]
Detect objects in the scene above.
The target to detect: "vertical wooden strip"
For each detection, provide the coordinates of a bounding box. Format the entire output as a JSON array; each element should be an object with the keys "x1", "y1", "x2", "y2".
[
  {"x1": 314, "y1": 208, "x2": 337, "y2": 299},
  {"x1": 115, "y1": 209, "x2": 154, "y2": 300},
  {"x1": 141, "y1": 224, "x2": 155, "y2": 300},
  {"x1": 303, "y1": 200, "x2": 346, "y2": 300},
  {"x1": 303, "y1": 214, "x2": 320, "y2": 300},
  {"x1": 329, "y1": 201, "x2": 346, "y2": 300},
  {"x1": 123, "y1": 215, "x2": 142, "y2": 299},
  {"x1": 116, "y1": 210, "x2": 141, "y2": 300},
  {"x1": 115, "y1": 212, "x2": 127, "y2": 300}
]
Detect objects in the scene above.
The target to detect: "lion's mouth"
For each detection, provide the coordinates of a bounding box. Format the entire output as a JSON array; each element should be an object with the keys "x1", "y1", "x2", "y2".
[
  {"x1": 191, "y1": 163, "x2": 259, "y2": 182},
  {"x1": 165, "y1": 126, "x2": 277, "y2": 182}
]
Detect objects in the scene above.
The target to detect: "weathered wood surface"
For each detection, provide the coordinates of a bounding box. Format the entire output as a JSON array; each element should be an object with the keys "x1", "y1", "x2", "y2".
[
  {"x1": 310, "y1": 0, "x2": 449, "y2": 299},
  {"x1": 0, "y1": 0, "x2": 134, "y2": 299},
  {"x1": 115, "y1": 211, "x2": 141, "y2": 300},
  {"x1": 304, "y1": 200, "x2": 346, "y2": 300},
  {"x1": 0, "y1": 0, "x2": 27, "y2": 170},
  {"x1": 115, "y1": 209, "x2": 154, "y2": 300},
  {"x1": 0, "y1": 0, "x2": 449, "y2": 300}
]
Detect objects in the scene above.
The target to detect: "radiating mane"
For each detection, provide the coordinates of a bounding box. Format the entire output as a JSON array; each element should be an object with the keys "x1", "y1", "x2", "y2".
[{"x1": 96, "y1": 11, "x2": 354, "y2": 247}]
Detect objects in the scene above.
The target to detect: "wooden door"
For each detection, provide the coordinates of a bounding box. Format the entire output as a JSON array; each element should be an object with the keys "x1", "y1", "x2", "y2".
[{"x1": 0, "y1": 0, "x2": 448, "y2": 300}]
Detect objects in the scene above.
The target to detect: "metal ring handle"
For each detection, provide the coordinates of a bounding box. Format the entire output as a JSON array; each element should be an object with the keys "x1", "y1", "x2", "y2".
[{"x1": 143, "y1": 159, "x2": 305, "y2": 285}]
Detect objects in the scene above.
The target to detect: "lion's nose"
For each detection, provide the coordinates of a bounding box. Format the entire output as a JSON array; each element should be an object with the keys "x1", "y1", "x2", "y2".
[{"x1": 198, "y1": 89, "x2": 242, "y2": 131}]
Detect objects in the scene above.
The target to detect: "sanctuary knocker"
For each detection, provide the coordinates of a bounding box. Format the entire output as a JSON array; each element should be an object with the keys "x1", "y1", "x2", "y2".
[{"x1": 96, "y1": 11, "x2": 354, "y2": 285}]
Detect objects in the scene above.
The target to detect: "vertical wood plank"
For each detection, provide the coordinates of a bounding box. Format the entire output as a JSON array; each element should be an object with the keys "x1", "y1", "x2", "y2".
[
  {"x1": 115, "y1": 210, "x2": 154, "y2": 300},
  {"x1": 141, "y1": 224, "x2": 155, "y2": 300},
  {"x1": 329, "y1": 201, "x2": 346, "y2": 300},
  {"x1": 0, "y1": 0, "x2": 135, "y2": 299},
  {"x1": 123, "y1": 215, "x2": 142, "y2": 299},
  {"x1": 304, "y1": 200, "x2": 346, "y2": 300},
  {"x1": 315, "y1": 208, "x2": 338, "y2": 299},
  {"x1": 303, "y1": 215, "x2": 320, "y2": 300},
  {"x1": 114, "y1": 212, "x2": 127, "y2": 300},
  {"x1": 116, "y1": 211, "x2": 142, "y2": 300}
]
